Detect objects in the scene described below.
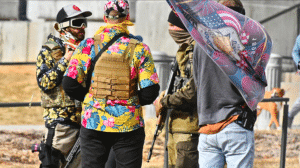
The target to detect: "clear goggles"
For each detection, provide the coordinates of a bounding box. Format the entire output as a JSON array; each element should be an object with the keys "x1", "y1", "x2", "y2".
[{"x1": 59, "y1": 17, "x2": 87, "y2": 29}]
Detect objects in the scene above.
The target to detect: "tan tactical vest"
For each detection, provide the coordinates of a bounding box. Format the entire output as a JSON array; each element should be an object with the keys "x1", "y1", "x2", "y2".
[
  {"x1": 40, "y1": 40, "x2": 78, "y2": 108},
  {"x1": 91, "y1": 35, "x2": 139, "y2": 100}
]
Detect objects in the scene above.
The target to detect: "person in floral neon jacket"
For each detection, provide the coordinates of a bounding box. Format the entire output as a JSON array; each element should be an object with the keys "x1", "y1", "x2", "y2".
[{"x1": 62, "y1": 0, "x2": 160, "y2": 167}]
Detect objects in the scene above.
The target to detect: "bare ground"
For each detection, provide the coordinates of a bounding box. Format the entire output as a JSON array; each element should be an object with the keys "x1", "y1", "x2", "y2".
[{"x1": 0, "y1": 128, "x2": 300, "y2": 168}]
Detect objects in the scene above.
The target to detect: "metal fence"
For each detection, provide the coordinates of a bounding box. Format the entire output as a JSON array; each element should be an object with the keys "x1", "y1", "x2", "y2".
[
  {"x1": 0, "y1": 102, "x2": 40, "y2": 108},
  {"x1": 0, "y1": 62, "x2": 36, "y2": 65},
  {"x1": 261, "y1": 97, "x2": 290, "y2": 168}
]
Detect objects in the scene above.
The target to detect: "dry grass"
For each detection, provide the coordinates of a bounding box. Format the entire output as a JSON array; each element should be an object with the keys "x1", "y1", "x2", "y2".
[
  {"x1": 0, "y1": 65, "x2": 43, "y2": 125},
  {"x1": 254, "y1": 158, "x2": 299, "y2": 168},
  {"x1": 0, "y1": 65, "x2": 300, "y2": 168}
]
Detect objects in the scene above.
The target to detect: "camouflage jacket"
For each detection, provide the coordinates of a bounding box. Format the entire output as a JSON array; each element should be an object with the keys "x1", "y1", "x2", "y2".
[
  {"x1": 36, "y1": 34, "x2": 81, "y2": 128},
  {"x1": 161, "y1": 41, "x2": 199, "y2": 134}
]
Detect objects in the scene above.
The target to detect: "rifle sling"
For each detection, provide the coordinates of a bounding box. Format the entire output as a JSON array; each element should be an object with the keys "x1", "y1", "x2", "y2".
[{"x1": 46, "y1": 128, "x2": 55, "y2": 147}]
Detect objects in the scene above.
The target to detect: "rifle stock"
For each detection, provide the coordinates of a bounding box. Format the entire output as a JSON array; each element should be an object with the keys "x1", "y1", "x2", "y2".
[{"x1": 147, "y1": 58, "x2": 178, "y2": 162}]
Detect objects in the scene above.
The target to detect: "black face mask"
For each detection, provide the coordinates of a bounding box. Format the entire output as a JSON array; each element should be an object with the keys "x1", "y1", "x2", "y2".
[{"x1": 228, "y1": 6, "x2": 246, "y2": 15}]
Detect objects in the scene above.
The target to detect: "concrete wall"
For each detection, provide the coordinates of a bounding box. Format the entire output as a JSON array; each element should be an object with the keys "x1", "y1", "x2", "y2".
[
  {"x1": 1, "y1": 0, "x2": 300, "y2": 59},
  {"x1": 0, "y1": 21, "x2": 29, "y2": 62},
  {"x1": 26, "y1": 0, "x2": 136, "y2": 22},
  {"x1": 0, "y1": 1, "x2": 19, "y2": 20},
  {"x1": 0, "y1": 0, "x2": 176, "y2": 61}
]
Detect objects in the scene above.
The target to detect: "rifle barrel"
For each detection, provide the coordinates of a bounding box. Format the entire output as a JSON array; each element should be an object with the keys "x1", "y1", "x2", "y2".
[{"x1": 147, "y1": 125, "x2": 160, "y2": 162}]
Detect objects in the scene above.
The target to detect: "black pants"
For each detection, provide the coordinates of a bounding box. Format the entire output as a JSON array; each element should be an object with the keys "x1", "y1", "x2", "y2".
[
  {"x1": 80, "y1": 126, "x2": 145, "y2": 168},
  {"x1": 105, "y1": 148, "x2": 116, "y2": 168}
]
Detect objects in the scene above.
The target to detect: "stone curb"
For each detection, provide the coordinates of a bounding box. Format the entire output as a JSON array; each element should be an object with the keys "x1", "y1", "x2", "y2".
[{"x1": 0, "y1": 125, "x2": 45, "y2": 131}]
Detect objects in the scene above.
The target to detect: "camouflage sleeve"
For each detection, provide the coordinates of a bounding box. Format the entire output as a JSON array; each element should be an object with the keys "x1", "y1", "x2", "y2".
[
  {"x1": 160, "y1": 77, "x2": 197, "y2": 111},
  {"x1": 36, "y1": 45, "x2": 69, "y2": 92}
]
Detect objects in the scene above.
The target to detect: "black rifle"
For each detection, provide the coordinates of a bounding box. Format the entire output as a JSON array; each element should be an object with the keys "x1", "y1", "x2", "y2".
[
  {"x1": 147, "y1": 58, "x2": 178, "y2": 165},
  {"x1": 64, "y1": 138, "x2": 81, "y2": 168}
]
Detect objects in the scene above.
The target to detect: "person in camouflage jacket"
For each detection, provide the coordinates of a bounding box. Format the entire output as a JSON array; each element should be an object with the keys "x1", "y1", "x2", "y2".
[
  {"x1": 154, "y1": 11, "x2": 199, "y2": 168},
  {"x1": 36, "y1": 4, "x2": 91, "y2": 168}
]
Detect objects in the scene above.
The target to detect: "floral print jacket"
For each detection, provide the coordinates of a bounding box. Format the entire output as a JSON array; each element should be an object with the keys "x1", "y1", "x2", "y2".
[{"x1": 64, "y1": 26, "x2": 159, "y2": 132}]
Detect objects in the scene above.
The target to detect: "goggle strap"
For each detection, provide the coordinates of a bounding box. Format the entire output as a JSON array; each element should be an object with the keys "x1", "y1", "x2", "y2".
[{"x1": 59, "y1": 22, "x2": 70, "y2": 29}]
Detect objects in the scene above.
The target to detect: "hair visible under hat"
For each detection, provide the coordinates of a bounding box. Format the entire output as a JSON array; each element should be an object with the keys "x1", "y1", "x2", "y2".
[
  {"x1": 218, "y1": 0, "x2": 245, "y2": 15},
  {"x1": 168, "y1": 10, "x2": 187, "y2": 31},
  {"x1": 218, "y1": 0, "x2": 243, "y2": 8}
]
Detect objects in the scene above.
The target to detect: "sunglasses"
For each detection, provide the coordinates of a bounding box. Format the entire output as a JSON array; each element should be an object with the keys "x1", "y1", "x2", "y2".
[{"x1": 60, "y1": 17, "x2": 87, "y2": 29}]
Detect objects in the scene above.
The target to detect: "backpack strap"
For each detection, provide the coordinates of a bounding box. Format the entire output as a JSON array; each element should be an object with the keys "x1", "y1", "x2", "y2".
[
  {"x1": 123, "y1": 38, "x2": 139, "y2": 63},
  {"x1": 93, "y1": 33, "x2": 128, "y2": 64},
  {"x1": 93, "y1": 35, "x2": 102, "y2": 55}
]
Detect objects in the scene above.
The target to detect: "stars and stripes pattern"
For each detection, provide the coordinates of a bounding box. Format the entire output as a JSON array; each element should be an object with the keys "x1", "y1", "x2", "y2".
[
  {"x1": 217, "y1": 10, "x2": 242, "y2": 33},
  {"x1": 200, "y1": 12, "x2": 226, "y2": 29},
  {"x1": 199, "y1": 10, "x2": 242, "y2": 33}
]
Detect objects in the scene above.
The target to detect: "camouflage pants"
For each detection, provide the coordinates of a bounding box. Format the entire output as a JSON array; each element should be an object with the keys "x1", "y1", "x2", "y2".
[
  {"x1": 167, "y1": 133, "x2": 199, "y2": 168},
  {"x1": 44, "y1": 123, "x2": 81, "y2": 168}
]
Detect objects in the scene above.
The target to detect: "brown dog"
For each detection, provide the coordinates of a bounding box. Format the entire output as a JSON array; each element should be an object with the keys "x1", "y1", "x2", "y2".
[{"x1": 257, "y1": 88, "x2": 285, "y2": 129}]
